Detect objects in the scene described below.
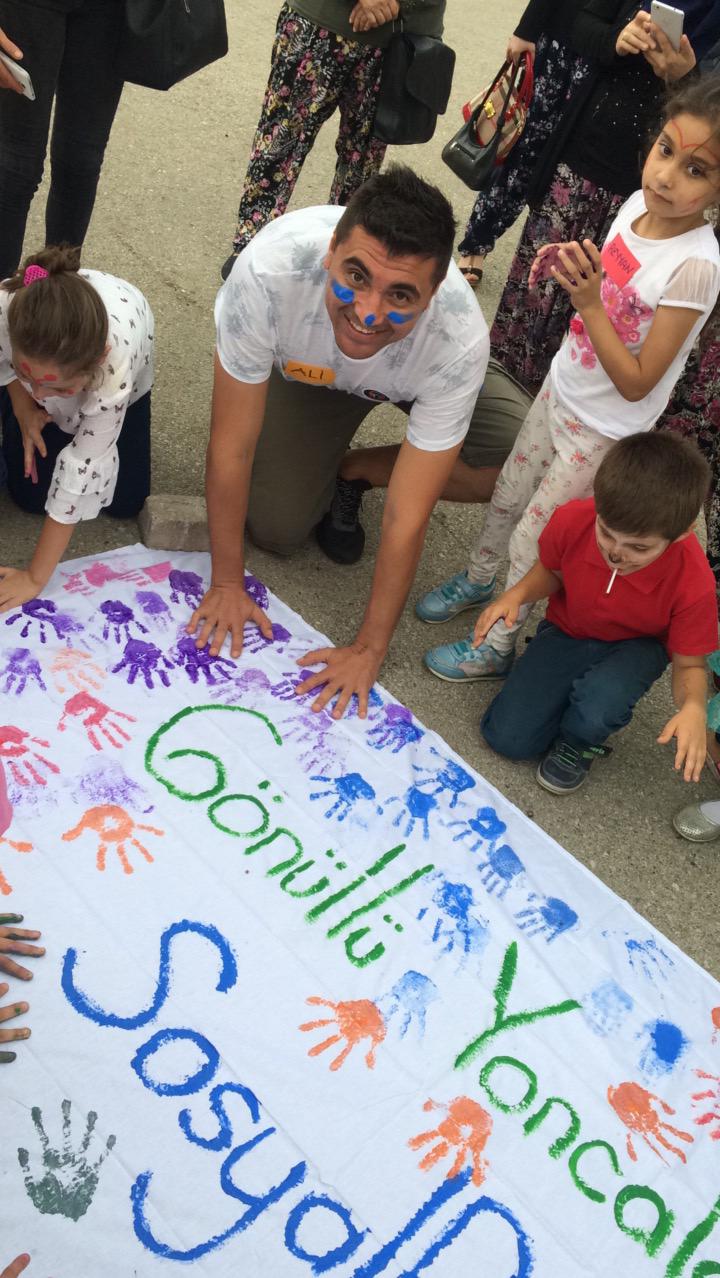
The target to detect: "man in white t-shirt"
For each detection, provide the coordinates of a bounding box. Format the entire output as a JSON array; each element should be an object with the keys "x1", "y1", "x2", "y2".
[{"x1": 188, "y1": 167, "x2": 521, "y2": 718}]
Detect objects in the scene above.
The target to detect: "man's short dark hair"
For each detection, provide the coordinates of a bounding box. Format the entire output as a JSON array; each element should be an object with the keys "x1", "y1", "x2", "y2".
[
  {"x1": 594, "y1": 433, "x2": 710, "y2": 541},
  {"x1": 334, "y1": 164, "x2": 456, "y2": 286}
]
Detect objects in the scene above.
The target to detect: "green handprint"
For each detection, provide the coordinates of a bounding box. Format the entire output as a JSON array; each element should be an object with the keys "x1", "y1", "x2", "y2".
[{"x1": 17, "y1": 1098, "x2": 116, "y2": 1221}]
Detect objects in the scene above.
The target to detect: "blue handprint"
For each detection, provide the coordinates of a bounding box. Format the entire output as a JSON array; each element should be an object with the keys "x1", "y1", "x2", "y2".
[
  {"x1": 638, "y1": 1019, "x2": 689, "y2": 1080},
  {"x1": 379, "y1": 971, "x2": 439, "y2": 1039},
  {"x1": 6, "y1": 598, "x2": 82, "y2": 644},
  {"x1": 385, "y1": 785, "x2": 438, "y2": 839},
  {"x1": 168, "y1": 569, "x2": 204, "y2": 608},
  {"x1": 111, "y1": 639, "x2": 175, "y2": 689},
  {"x1": 476, "y1": 843, "x2": 525, "y2": 899},
  {"x1": 344, "y1": 686, "x2": 384, "y2": 721},
  {"x1": 309, "y1": 771, "x2": 380, "y2": 822},
  {"x1": 135, "y1": 590, "x2": 172, "y2": 629},
  {"x1": 449, "y1": 805, "x2": 507, "y2": 853},
  {"x1": 514, "y1": 892, "x2": 578, "y2": 942},
  {"x1": 583, "y1": 980, "x2": 634, "y2": 1037},
  {"x1": 418, "y1": 877, "x2": 490, "y2": 960},
  {"x1": 623, "y1": 935, "x2": 675, "y2": 986},
  {"x1": 0, "y1": 648, "x2": 46, "y2": 694},
  {"x1": 367, "y1": 703, "x2": 424, "y2": 753},
  {"x1": 174, "y1": 636, "x2": 235, "y2": 686},
  {"x1": 98, "y1": 600, "x2": 149, "y2": 645},
  {"x1": 414, "y1": 747, "x2": 475, "y2": 808}
]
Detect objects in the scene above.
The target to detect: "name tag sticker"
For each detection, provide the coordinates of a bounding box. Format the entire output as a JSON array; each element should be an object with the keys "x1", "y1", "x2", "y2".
[
  {"x1": 284, "y1": 361, "x2": 335, "y2": 386},
  {"x1": 601, "y1": 234, "x2": 641, "y2": 288}
]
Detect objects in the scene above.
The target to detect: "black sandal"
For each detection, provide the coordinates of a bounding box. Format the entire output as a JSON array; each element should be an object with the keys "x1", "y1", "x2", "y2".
[{"x1": 459, "y1": 264, "x2": 483, "y2": 289}]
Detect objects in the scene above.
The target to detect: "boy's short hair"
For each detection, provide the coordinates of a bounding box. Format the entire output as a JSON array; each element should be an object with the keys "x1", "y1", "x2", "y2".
[
  {"x1": 334, "y1": 164, "x2": 456, "y2": 287},
  {"x1": 594, "y1": 433, "x2": 710, "y2": 541}
]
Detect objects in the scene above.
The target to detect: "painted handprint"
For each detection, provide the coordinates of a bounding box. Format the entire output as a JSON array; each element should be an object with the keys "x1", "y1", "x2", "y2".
[
  {"x1": 58, "y1": 692, "x2": 136, "y2": 751},
  {"x1": 215, "y1": 666, "x2": 272, "y2": 707},
  {"x1": 0, "y1": 648, "x2": 46, "y2": 695},
  {"x1": 380, "y1": 971, "x2": 439, "y2": 1039},
  {"x1": 0, "y1": 761, "x2": 32, "y2": 895},
  {"x1": 18, "y1": 1099, "x2": 116, "y2": 1221},
  {"x1": 135, "y1": 590, "x2": 172, "y2": 629},
  {"x1": 367, "y1": 703, "x2": 424, "y2": 753},
  {"x1": 168, "y1": 569, "x2": 204, "y2": 608},
  {"x1": 51, "y1": 647, "x2": 105, "y2": 695},
  {"x1": 300, "y1": 995, "x2": 386, "y2": 1070},
  {"x1": 449, "y1": 810, "x2": 526, "y2": 899},
  {"x1": 174, "y1": 636, "x2": 236, "y2": 685},
  {"x1": 691, "y1": 1070, "x2": 720, "y2": 1140},
  {"x1": 712, "y1": 1007, "x2": 720, "y2": 1044},
  {"x1": 607, "y1": 1081, "x2": 694, "y2": 1165},
  {"x1": 623, "y1": 935, "x2": 674, "y2": 986},
  {"x1": 243, "y1": 621, "x2": 292, "y2": 654},
  {"x1": 5, "y1": 598, "x2": 82, "y2": 644},
  {"x1": 111, "y1": 639, "x2": 175, "y2": 689},
  {"x1": 385, "y1": 785, "x2": 438, "y2": 839},
  {"x1": 62, "y1": 804, "x2": 163, "y2": 874},
  {"x1": 515, "y1": 893, "x2": 578, "y2": 942},
  {"x1": 309, "y1": 771, "x2": 380, "y2": 823},
  {"x1": 417, "y1": 877, "x2": 490, "y2": 962},
  {"x1": 0, "y1": 727, "x2": 59, "y2": 788},
  {"x1": 64, "y1": 560, "x2": 150, "y2": 594},
  {"x1": 244, "y1": 572, "x2": 269, "y2": 610},
  {"x1": 71, "y1": 758, "x2": 154, "y2": 815},
  {"x1": 97, "y1": 600, "x2": 149, "y2": 645},
  {"x1": 281, "y1": 707, "x2": 340, "y2": 773},
  {"x1": 408, "y1": 1097, "x2": 492, "y2": 1186},
  {"x1": 413, "y1": 748, "x2": 475, "y2": 808}
]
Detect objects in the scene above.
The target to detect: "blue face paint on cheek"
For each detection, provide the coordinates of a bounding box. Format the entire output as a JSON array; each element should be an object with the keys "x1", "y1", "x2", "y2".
[
  {"x1": 363, "y1": 314, "x2": 376, "y2": 327},
  {"x1": 387, "y1": 311, "x2": 415, "y2": 325},
  {"x1": 331, "y1": 278, "x2": 355, "y2": 304}
]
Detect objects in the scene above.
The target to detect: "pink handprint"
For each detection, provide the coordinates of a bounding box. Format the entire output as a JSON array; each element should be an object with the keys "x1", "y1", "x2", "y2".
[
  {"x1": 0, "y1": 726, "x2": 59, "y2": 787},
  {"x1": 607, "y1": 1081, "x2": 694, "y2": 1165},
  {"x1": 408, "y1": 1097, "x2": 493, "y2": 1186},
  {"x1": 51, "y1": 648, "x2": 105, "y2": 695},
  {"x1": 691, "y1": 1070, "x2": 720, "y2": 1140},
  {"x1": 300, "y1": 996, "x2": 386, "y2": 1070},
  {"x1": 0, "y1": 760, "x2": 32, "y2": 895},
  {"x1": 58, "y1": 693, "x2": 135, "y2": 751}
]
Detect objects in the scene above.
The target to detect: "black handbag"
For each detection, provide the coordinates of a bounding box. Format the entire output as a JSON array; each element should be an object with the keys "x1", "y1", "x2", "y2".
[
  {"x1": 373, "y1": 29, "x2": 455, "y2": 146},
  {"x1": 118, "y1": 0, "x2": 229, "y2": 92},
  {"x1": 441, "y1": 57, "x2": 529, "y2": 191}
]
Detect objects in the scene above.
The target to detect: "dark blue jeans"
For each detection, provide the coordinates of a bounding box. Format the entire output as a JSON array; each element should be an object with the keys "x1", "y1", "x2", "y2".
[{"x1": 481, "y1": 620, "x2": 669, "y2": 760}]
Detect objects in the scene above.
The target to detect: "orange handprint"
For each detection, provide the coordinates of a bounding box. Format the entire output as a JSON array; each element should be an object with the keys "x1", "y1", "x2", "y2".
[
  {"x1": 408, "y1": 1097, "x2": 492, "y2": 1186},
  {"x1": 607, "y1": 1081, "x2": 694, "y2": 1165},
  {"x1": 58, "y1": 693, "x2": 135, "y2": 750},
  {"x1": 691, "y1": 1069, "x2": 720, "y2": 1141},
  {"x1": 51, "y1": 648, "x2": 105, "y2": 695},
  {"x1": 62, "y1": 805, "x2": 163, "y2": 875},
  {"x1": 300, "y1": 996, "x2": 386, "y2": 1071},
  {"x1": 0, "y1": 725, "x2": 60, "y2": 787}
]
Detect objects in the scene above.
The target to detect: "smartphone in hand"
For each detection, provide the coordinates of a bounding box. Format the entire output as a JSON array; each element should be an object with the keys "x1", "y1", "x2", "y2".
[
  {"x1": 0, "y1": 51, "x2": 34, "y2": 100},
  {"x1": 650, "y1": 1, "x2": 684, "y2": 52}
]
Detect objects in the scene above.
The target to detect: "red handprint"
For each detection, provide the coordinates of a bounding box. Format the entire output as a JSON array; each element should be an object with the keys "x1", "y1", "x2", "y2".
[
  {"x1": 299, "y1": 996, "x2": 386, "y2": 1070},
  {"x1": 0, "y1": 760, "x2": 32, "y2": 895},
  {"x1": 0, "y1": 726, "x2": 60, "y2": 787},
  {"x1": 711, "y1": 1007, "x2": 720, "y2": 1044},
  {"x1": 408, "y1": 1097, "x2": 493, "y2": 1186},
  {"x1": 62, "y1": 804, "x2": 163, "y2": 874},
  {"x1": 691, "y1": 1069, "x2": 720, "y2": 1140},
  {"x1": 607, "y1": 1081, "x2": 694, "y2": 1165},
  {"x1": 57, "y1": 693, "x2": 135, "y2": 750}
]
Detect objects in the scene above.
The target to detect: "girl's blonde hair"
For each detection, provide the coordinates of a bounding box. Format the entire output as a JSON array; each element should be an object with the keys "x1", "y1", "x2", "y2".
[{"x1": 4, "y1": 244, "x2": 108, "y2": 375}]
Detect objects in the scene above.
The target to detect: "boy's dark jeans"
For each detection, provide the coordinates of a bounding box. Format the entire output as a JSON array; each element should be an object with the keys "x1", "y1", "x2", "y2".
[
  {"x1": 481, "y1": 620, "x2": 669, "y2": 760},
  {"x1": 0, "y1": 0, "x2": 124, "y2": 280}
]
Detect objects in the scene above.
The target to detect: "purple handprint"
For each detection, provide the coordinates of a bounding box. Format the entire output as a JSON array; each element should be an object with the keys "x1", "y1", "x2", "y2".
[
  {"x1": 244, "y1": 572, "x2": 269, "y2": 610},
  {"x1": 309, "y1": 771, "x2": 379, "y2": 821},
  {"x1": 135, "y1": 590, "x2": 172, "y2": 629},
  {"x1": 515, "y1": 893, "x2": 579, "y2": 942},
  {"x1": 243, "y1": 622, "x2": 292, "y2": 654},
  {"x1": 215, "y1": 666, "x2": 272, "y2": 706},
  {"x1": 5, "y1": 598, "x2": 82, "y2": 645},
  {"x1": 71, "y1": 757, "x2": 154, "y2": 815},
  {"x1": 174, "y1": 636, "x2": 235, "y2": 685},
  {"x1": 367, "y1": 704, "x2": 424, "y2": 753},
  {"x1": 414, "y1": 747, "x2": 475, "y2": 809},
  {"x1": 111, "y1": 639, "x2": 175, "y2": 689},
  {"x1": 0, "y1": 648, "x2": 46, "y2": 694},
  {"x1": 169, "y1": 569, "x2": 204, "y2": 608},
  {"x1": 281, "y1": 706, "x2": 340, "y2": 772},
  {"x1": 98, "y1": 600, "x2": 149, "y2": 645},
  {"x1": 267, "y1": 668, "x2": 316, "y2": 702},
  {"x1": 385, "y1": 785, "x2": 438, "y2": 840}
]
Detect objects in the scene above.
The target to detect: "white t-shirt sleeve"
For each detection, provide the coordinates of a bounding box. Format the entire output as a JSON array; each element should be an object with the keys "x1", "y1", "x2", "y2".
[
  {"x1": 659, "y1": 257, "x2": 720, "y2": 313},
  {"x1": 406, "y1": 333, "x2": 489, "y2": 452},
  {"x1": 215, "y1": 256, "x2": 276, "y2": 384}
]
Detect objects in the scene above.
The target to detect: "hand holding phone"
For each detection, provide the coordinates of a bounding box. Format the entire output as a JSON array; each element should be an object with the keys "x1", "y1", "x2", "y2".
[
  {"x1": 0, "y1": 47, "x2": 33, "y2": 100},
  {"x1": 650, "y1": 1, "x2": 684, "y2": 52}
]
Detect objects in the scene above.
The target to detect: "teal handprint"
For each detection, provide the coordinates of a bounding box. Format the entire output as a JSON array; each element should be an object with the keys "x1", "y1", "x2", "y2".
[{"x1": 18, "y1": 1098, "x2": 116, "y2": 1221}]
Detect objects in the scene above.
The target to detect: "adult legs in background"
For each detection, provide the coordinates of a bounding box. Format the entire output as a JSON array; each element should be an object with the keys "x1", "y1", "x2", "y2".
[
  {"x1": 229, "y1": 4, "x2": 383, "y2": 257},
  {"x1": 329, "y1": 38, "x2": 385, "y2": 204},
  {"x1": 490, "y1": 162, "x2": 624, "y2": 394}
]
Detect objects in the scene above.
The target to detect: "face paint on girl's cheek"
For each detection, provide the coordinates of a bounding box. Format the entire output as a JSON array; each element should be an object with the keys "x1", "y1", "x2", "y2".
[
  {"x1": 387, "y1": 311, "x2": 415, "y2": 325},
  {"x1": 363, "y1": 314, "x2": 376, "y2": 327},
  {"x1": 331, "y1": 279, "x2": 355, "y2": 304}
]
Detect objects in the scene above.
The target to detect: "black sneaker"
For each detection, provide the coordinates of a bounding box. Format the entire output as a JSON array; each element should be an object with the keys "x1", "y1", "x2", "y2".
[
  {"x1": 220, "y1": 251, "x2": 239, "y2": 281},
  {"x1": 316, "y1": 477, "x2": 371, "y2": 564},
  {"x1": 536, "y1": 739, "x2": 611, "y2": 795}
]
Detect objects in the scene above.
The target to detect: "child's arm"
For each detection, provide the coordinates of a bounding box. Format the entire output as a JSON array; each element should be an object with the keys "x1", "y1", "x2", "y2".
[
  {"x1": 551, "y1": 240, "x2": 702, "y2": 401},
  {"x1": 473, "y1": 559, "x2": 561, "y2": 647},
  {"x1": 657, "y1": 653, "x2": 708, "y2": 782},
  {"x1": 0, "y1": 517, "x2": 74, "y2": 610}
]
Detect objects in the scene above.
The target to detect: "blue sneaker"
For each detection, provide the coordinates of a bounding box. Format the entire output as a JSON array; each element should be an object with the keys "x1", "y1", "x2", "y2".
[
  {"x1": 536, "y1": 739, "x2": 611, "y2": 795},
  {"x1": 423, "y1": 638, "x2": 513, "y2": 682},
  {"x1": 415, "y1": 571, "x2": 495, "y2": 624}
]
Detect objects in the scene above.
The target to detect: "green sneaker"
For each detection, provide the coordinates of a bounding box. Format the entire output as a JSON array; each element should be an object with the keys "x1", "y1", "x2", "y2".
[
  {"x1": 423, "y1": 638, "x2": 513, "y2": 682},
  {"x1": 415, "y1": 571, "x2": 495, "y2": 624}
]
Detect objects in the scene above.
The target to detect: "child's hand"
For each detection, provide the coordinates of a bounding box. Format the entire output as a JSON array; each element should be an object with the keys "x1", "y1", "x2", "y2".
[
  {"x1": 15, "y1": 403, "x2": 51, "y2": 479},
  {"x1": 657, "y1": 703, "x2": 707, "y2": 782},
  {"x1": 550, "y1": 239, "x2": 603, "y2": 312},
  {"x1": 473, "y1": 596, "x2": 519, "y2": 647},
  {"x1": 0, "y1": 568, "x2": 44, "y2": 612},
  {"x1": 528, "y1": 243, "x2": 563, "y2": 289}
]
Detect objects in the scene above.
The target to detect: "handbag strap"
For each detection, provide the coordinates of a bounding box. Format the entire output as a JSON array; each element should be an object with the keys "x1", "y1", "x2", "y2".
[
  {"x1": 516, "y1": 50, "x2": 534, "y2": 108},
  {"x1": 469, "y1": 57, "x2": 523, "y2": 131}
]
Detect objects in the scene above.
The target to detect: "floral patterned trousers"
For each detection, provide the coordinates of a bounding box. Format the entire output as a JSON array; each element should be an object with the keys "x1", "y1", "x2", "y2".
[
  {"x1": 231, "y1": 5, "x2": 387, "y2": 253},
  {"x1": 467, "y1": 375, "x2": 615, "y2": 653}
]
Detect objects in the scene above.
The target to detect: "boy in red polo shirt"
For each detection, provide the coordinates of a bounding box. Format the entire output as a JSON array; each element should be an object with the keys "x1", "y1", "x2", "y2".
[{"x1": 477, "y1": 433, "x2": 718, "y2": 794}]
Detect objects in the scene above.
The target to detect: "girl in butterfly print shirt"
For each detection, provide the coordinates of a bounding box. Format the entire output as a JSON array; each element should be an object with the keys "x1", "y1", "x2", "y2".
[{"x1": 0, "y1": 245, "x2": 153, "y2": 611}]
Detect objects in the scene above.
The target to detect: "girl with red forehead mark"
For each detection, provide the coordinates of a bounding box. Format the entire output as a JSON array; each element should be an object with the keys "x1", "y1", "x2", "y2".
[
  {"x1": 421, "y1": 76, "x2": 720, "y2": 683},
  {"x1": 0, "y1": 245, "x2": 153, "y2": 610}
]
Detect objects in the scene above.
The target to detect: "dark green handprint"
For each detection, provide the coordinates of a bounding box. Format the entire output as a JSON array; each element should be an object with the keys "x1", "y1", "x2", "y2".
[{"x1": 17, "y1": 1098, "x2": 116, "y2": 1221}]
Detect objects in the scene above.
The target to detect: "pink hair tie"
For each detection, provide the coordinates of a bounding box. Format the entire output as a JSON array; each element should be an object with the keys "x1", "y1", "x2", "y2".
[{"x1": 23, "y1": 264, "x2": 49, "y2": 287}]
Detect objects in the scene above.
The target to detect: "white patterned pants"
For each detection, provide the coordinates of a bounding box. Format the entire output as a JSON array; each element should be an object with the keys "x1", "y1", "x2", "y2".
[{"x1": 467, "y1": 374, "x2": 615, "y2": 654}]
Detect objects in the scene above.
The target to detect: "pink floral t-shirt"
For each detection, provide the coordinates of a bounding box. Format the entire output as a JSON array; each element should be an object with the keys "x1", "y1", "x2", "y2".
[{"x1": 550, "y1": 189, "x2": 720, "y2": 438}]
